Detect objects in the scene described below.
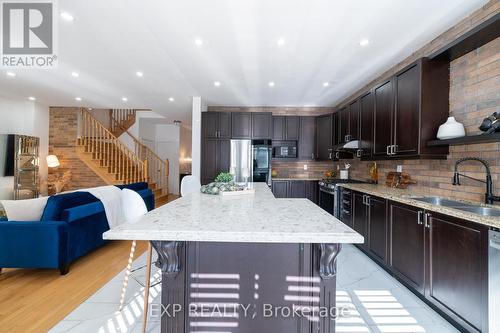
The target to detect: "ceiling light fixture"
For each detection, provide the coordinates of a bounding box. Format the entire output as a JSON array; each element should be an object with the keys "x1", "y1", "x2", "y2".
[
  {"x1": 60, "y1": 12, "x2": 74, "y2": 21},
  {"x1": 194, "y1": 38, "x2": 203, "y2": 46},
  {"x1": 268, "y1": 81, "x2": 275, "y2": 87},
  {"x1": 28, "y1": 97, "x2": 36, "y2": 101},
  {"x1": 75, "y1": 97, "x2": 82, "y2": 102},
  {"x1": 71, "y1": 71, "x2": 79, "y2": 77},
  {"x1": 169, "y1": 97, "x2": 175, "y2": 102},
  {"x1": 122, "y1": 97, "x2": 128, "y2": 102},
  {"x1": 214, "y1": 81, "x2": 221, "y2": 87},
  {"x1": 323, "y1": 82, "x2": 330, "y2": 87},
  {"x1": 6, "y1": 71, "x2": 16, "y2": 77},
  {"x1": 136, "y1": 71, "x2": 143, "y2": 77},
  {"x1": 277, "y1": 38, "x2": 286, "y2": 46},
  {"x1": 359, "y1": 38, "x2": 370, "y2": 46}
]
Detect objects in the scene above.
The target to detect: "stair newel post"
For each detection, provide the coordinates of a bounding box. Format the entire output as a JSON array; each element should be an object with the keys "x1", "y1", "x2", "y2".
[{"x1": 144, "y1": 159, "x2": 148, "y2": 183}]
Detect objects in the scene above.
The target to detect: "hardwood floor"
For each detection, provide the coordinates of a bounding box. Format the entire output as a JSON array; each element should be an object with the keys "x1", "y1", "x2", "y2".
[
  {"x1": 0, "y1": 194, "x2": 179, "y2": 333},
  {"x1": 0, "y1": 240, "x2": 149, "y2": 333}
]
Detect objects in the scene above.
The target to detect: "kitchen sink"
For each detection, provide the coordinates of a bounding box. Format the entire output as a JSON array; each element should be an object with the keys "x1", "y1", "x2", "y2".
[
  {"x1": 453, "y1": 206, "x2": 500, "y2": 217},
  {"x1": 411, "y1": 196, "x2": 466, "y2": 207},
  {"x1": 410, "y1": 196, "x2": 500, "y2": 217}
]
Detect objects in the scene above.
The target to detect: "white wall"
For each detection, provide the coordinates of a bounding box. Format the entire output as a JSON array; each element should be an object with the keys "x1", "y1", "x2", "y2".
[
  {"x1": 155, "y1": 124, "x2": 180, "y2": 195},
  {"x1": 0, "y1": 96, "x2": 49, "y2": 198}
]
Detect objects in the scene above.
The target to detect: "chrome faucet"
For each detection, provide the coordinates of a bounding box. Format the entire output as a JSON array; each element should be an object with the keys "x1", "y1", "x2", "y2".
[{"x1": 453, "y1": 157, "x2": 500, "y2": 205}]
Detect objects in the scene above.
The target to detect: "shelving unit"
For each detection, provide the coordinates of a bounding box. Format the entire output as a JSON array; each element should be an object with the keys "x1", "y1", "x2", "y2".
[{"x1": 427, "y1": 133, "x2": 500, "y2": 147}]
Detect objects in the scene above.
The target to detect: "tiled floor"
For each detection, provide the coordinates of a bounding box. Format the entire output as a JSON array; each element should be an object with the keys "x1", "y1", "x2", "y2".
[{"x1": 50, "y1": 245, "x2": 459, "y2": 333}]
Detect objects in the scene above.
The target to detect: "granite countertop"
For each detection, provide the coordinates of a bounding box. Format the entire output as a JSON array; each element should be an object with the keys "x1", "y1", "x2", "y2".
[
  {"x1": 272, "y1": 177, "x2": 322, "y2": 181},
  {"x1": 104, "y1": 183, "x2": 363, "y2": 244},
  {"x1": 338, "y1": 183, "x2": 500, "y2": 229}
]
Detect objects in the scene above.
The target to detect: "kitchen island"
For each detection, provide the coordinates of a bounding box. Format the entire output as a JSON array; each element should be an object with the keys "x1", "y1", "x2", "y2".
[{"x1": 104, "y1": 183, "x2": 363, "y2": 333}]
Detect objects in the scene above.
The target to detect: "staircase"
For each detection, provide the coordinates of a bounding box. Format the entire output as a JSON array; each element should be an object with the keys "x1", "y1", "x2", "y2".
[{"x1": 76, "y1": 108, "x2": 170, "y2": 207}]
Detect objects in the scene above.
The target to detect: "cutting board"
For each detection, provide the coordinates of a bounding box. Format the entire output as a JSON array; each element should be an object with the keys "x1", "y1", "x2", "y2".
[{"x1": 385, "y1": 172, "x2": 417, "y2": 189}]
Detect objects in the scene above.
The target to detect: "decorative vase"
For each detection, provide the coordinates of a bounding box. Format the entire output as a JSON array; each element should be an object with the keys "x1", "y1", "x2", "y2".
[{"x1": 437, "y1": 117, "x2": 465, "y2": 140}]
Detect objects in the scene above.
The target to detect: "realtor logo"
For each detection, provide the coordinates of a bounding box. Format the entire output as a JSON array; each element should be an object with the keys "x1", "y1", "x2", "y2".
[{"x1": 1, "y1": 0, "x2": 58, "y2": 68}]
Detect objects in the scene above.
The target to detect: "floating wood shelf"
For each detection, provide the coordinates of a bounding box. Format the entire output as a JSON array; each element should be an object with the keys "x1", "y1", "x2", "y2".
[
  {"x1": 429, "y1": 13, "x2": 500, "y2": 61},
  {"x1": 427, "y1": 133, "x2": 500, "y2": 147}
]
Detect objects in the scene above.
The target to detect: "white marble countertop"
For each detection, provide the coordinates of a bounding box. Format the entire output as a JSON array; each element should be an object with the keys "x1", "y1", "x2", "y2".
[{"x1": 103, "y1": 183, "x2": 363, "y2": 244}]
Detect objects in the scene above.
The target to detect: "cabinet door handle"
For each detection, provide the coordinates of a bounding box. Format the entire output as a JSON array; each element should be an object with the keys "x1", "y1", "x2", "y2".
[
  {"x1": 362, "y1": 195, "x2": 366, "y2": 205},
  {"x1": 417, "y1": 211, "x2": 423, "y2": 225},
  {"x1": 356, "y1": 149, "x2": 362, "y2": 158},
  {"x1": 392, "y1": 145, "x2": 398, "y2": 155},
  {"x1": 311, "y1": 153, "x2": 314, "y2": 160},
  {"x1": 335, "y1": 152, "x2": 340, "y2": 159},
  {"x1": 329, "y1": 152, "x2": 332, "y2": 159},
  {"x1": 366, "y1": 196, "x2": 370, "y2": 206},
  {"x1": 424, "y1": 213, "x2": 432, "y2": 229},
  {"x1": 386, "y1": 145, "x2": 390, "y2": 155}
]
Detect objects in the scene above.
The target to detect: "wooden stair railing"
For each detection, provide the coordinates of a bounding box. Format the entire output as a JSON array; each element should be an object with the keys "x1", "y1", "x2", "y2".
[
  {"x1": 78, "y1": 109, "x2": 148, "y2": 185},
  {"x1": 109, "y1": 114, "x2": 169, "y2": 196},
  {"x1": 109, "y1": 109, "x2": 137, "y2": 137}
]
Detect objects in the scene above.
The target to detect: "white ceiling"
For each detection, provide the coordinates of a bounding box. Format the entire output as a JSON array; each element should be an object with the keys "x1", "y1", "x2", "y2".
[{"x1": 0, "y1": 0, "x2": 488, "y2": 123}]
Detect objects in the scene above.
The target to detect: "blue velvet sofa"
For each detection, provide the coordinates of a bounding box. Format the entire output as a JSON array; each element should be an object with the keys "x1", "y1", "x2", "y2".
[{"x1": 0, "y1": 182, "x2": 154, "y2": 275}]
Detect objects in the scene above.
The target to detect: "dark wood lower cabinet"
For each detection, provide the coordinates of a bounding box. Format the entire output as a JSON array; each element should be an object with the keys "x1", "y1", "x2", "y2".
[
  {"x1": 352, "y1": 192, "x2": 368, "y2": 250},
  {"x1": 426, "y1": 211, "x2": 488, "y2": 333},
  {"x1": 367, "y1": 196, "x2": 387, "y2": 264},
  {"x1": 389, "y1": 202, "x2": 426, "y2": 293},
  {"x1": 272, "y1": 180, "x2": 318, "y2": 203}
]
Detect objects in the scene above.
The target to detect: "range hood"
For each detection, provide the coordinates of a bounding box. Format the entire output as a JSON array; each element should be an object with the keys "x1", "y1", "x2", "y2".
[{"x1": 334, "y1": 140, "x2": 360, "y2": 151}]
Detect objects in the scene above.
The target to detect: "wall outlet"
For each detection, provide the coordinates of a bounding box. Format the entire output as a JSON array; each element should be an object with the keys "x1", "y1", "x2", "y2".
[
  {"x1": 303, "y1": 164, "x2": 308, "y2": 171},
  {"x1": 397, "y1": 165, "x2": 403, "y2": 173}
]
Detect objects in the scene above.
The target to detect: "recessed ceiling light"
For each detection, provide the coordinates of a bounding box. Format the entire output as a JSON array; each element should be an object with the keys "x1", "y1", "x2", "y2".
[
  {"x1": 168, "y1": 97, "x2": 175, "y2": 102},
  {"x1": 268, "y1": 81, "x2": 275, "y2": 87},
  {"x1": 121, "y1": 97, "x2": 128, "y2": 102},
  {"x1": 60, "y1": 12, "x2": 74, "y2": 21},
  {"x1": 359, "y1": 38, "x2": 370, "y2": 46},
  {"x1": 71, "y1": 71, "x2": 79, "y2": 77},
  {"x1": 75, "y1": 97, "x2": 82, "y2": 101},
  {"x1": 6, "y1": 71, "x2": 16, "y2": 77},
  {"x1": 214, "y1": 81, "x2": 221, "y2": 87},
  {"x1": 28, "y1": 97, "x2": 36, "y2": 101},
  {"x1": 136, "y1": 71, "x2": 143, "y2": 77},
  {"x1": 323, "y1": 82, "x2": 330, "y2": 87},
  {"x1": 194, "y1": 38, "x2": 203, "y2": 46},
  {"x1": 277, "y1": 38, "x2": 286, "y2": 46}
]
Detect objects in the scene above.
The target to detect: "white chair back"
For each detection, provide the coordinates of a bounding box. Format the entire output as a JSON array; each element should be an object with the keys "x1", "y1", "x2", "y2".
[
  {"x1": 181, "y1": 176, "x2": 201, "y2": 197},
  {"x1": 121, "y1": 189, "x2": 148, "y2": 224}
]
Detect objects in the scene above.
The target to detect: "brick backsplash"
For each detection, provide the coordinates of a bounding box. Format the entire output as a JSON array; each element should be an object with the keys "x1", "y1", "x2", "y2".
[{"x1": 49, "y1": 107, "x2": 107, "y2": 191}]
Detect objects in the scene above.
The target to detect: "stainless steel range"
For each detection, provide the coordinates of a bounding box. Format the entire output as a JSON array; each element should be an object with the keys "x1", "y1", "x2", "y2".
[{"x1": 318, "y1": 179, "x2": 367, "y2": 218}]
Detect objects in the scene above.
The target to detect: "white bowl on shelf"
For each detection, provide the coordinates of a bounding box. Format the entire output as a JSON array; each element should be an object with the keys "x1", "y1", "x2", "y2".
[{"x1": 437, "y1": 117, "x2": 466, "y2": 140}]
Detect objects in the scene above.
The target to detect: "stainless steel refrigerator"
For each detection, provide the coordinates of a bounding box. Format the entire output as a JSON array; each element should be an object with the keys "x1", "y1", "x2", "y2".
[{"x1": 230, "y1": 139, "x2": 271, "y2": 185}]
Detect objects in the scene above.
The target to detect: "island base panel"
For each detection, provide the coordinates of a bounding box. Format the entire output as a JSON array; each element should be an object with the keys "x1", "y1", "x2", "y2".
[{"x1": 156, "y1": 241, "x2": 339, "y2": 333}]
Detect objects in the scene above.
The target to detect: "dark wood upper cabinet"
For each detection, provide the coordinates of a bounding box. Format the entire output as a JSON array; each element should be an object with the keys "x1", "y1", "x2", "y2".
[
  {"x1": 285, "y1": 116, "x2": 300, "y2": 140},
  {"x1": 272, "y1": 116, "x2": 300, "y2": 141},
  {"x1": 202, "y1": 112, "x2": 231, "y2": 139},
  {"x1": 367, "y1": 196, "x2": 387, "y2": 264},
  {"x1": 218, "y1": 112, "x2": 231, "y2": 139},
  {"x1": 338, "y1": 107, "x2": 349, "y2": 144},
  {"x1": 272, "y1": 116, "x2": 286, "y2": 140},
  {"x1": 373, "y1": 79, "x2": 394, "y2": 157},
  {"x1": 348, "y1": 99, "x2": 360, "y2": 141},
  {"x1": 426, "y1": 212, "x2": 488, "y2": 333},
  {"x1": 299, "y1": 116, "x2": 316, "y2": 160},
  {"x1": 359, "y1": 91, "x2": 373, "y2": 158},
  {"x1": 251, "y1": 112, "x2": 272, "y2": 139},
  {"x1": 231, "y1": 112, "x2": 252, "y2": 139},
  {"x1": 315, "y1": 114, "x2": 333, "y2": 160},
  {"x1": 389, "y1": 202, "x2": 426, "y2": 293},
  {"x1": 393, "y1": 63, "x2": 420, "y2": 156},
  {"x1": 288, "y1": 180, "x2": 306, "y2": 198}
]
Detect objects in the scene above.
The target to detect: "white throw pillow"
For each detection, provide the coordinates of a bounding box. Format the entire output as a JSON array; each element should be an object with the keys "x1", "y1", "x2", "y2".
[
  {"x1": 1, "y1": 196, "x2": 49, "y2": 221},
  {"x1": 120, "y1": 189, "x2": 147, "y2": 224}
]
